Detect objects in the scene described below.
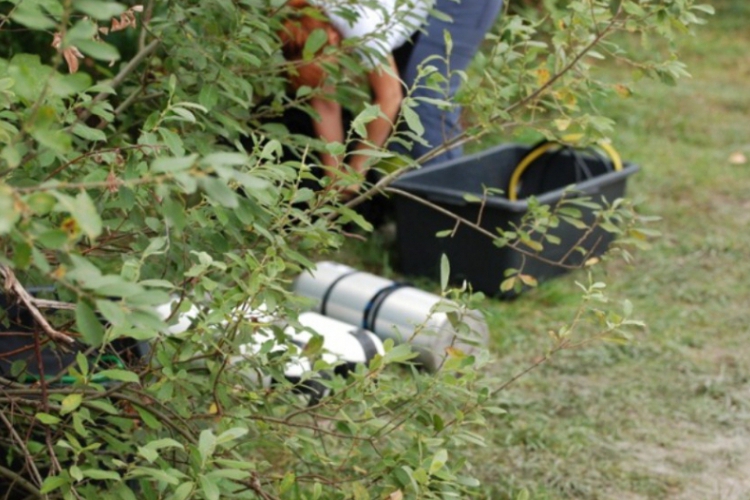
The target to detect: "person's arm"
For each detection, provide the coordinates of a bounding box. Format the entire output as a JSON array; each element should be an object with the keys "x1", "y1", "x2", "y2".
[
  {"x1": 310, "y1": 56, "x2": 402, "y2": 195},
  {"x1": 349, "y1": 55, "x2": 403, "y2": 175},
  {"x1": 310, "y1": 88, "x2": 345, "y2": 181}
]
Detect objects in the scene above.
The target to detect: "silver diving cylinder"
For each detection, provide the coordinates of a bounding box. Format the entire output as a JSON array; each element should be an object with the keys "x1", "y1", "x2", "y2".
[
  {"x1": 293, "y1": 262, "x2": 490, "y2": 372},
  {"x1": 154, "y1": 299, "x2": 330, "y2": 401},
  {"x1": 155, "y1": 299, "x2": 383, "y2": 402},
  {"x1": 231, "y1": 310, "x2": 384, "y2": 401},
  {"x1": 290, "y1": 312, "x2": 384, "y2": 376}
]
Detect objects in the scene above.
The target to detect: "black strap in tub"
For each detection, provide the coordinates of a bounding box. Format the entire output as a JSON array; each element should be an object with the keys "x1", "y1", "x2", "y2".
[
  {"x1": 362, "y1": 282, "x2": 407, "y2": 331},
  {"x1": 319, "y1": 270, "x2": 360, "y2": 316}
]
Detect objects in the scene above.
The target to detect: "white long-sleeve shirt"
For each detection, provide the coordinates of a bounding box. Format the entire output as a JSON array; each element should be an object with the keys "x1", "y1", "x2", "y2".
[{"x1": 311, "y1": 0, "x2": 433, "y2": 66}]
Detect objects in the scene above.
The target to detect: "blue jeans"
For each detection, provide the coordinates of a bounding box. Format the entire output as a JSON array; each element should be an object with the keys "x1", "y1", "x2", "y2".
[{"x1": 402, "y1": 0, "x2": 503, "y2": 166}]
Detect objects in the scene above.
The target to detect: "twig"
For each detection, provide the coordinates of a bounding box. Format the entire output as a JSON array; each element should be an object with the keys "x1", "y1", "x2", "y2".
[
  {"x1": 383, "y1": 187, "x2": 583, "y2": 270},
  {"x1": 25, "y1": 299, "x2": 75, "y2": 311},
  {"x1": 250, "y1": 472, "x2": 280, "y2": 500},
  {"x1": 43, "y1": 145, "x2": 162, "y2": 182},
  {"x1": 138, "y1": 0, "x2": 155, "y2": 51},
  {"x1": 0, "y1": 464, "x2": 41, "y2": 498},
  {"x1": 0, "y1": 265, "x2": 75, "y2": 345},
  {"x1": 0, "y1": 412, "x2": 45, "y2": 491},
  {"x1": 75, "y1": 38, "x2": 162, "y2": 125}
]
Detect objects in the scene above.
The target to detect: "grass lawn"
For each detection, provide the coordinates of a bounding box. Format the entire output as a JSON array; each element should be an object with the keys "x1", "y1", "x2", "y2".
[
  {"x1": 338, "y1": 1, "x2": 750, "y2": 498},
  {"x1": 478, "y1": 2, "x2": 750, "y2": 498}
]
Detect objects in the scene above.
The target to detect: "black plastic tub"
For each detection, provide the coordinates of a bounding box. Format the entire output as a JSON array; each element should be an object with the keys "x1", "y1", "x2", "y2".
[{"x1": 391, "y1": 143, "x2": 640, "y2": 297}]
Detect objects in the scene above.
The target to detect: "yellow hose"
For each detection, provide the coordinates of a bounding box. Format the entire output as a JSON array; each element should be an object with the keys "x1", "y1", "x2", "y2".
[{"x1": 508, "y1": 140, "x2": 622, "y2": 202}]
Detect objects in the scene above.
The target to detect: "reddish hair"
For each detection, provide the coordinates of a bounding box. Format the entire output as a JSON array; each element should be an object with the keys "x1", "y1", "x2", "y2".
[{"x1": 279, "y1": 1, "x2": 341, "y2": 89}]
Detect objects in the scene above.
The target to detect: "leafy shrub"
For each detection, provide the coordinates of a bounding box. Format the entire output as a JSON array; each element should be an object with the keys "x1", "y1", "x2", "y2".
[{"x1": 0, "y1": 0, "x2": 711, "y2": 498}]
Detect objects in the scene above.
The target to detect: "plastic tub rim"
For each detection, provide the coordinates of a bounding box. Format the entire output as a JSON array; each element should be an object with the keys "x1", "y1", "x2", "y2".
[{"x1": 392, "y1": 143, "x2": 640, "y2": 212}]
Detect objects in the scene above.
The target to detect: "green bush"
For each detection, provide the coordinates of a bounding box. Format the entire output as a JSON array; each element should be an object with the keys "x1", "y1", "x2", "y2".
[{"x1": 0, "y1": 1, "x2": 711, "y2": 498}]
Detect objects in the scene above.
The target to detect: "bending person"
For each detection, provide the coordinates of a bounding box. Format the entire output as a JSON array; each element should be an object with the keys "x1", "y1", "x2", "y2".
[
  {"x1": 280, "y1": 0, "x2": 431, "y2": 195},
  {"x1": 401, "y1": 0, "x2": 503, "y2": 166}
]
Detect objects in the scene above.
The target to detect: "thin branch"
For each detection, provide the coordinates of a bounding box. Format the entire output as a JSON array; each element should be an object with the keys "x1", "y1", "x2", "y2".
[
  {"x1": 249, "y1": 472, "x2": 280, "y2": 500},
  {"x1": 383, "y1": 187, "x2": 584, "y2": 270},
  {"x1": 0, "y1": 464, "x2": 41, "y2": 498},
  {"x1": 0, "y1": 265, "x2": 75, "y2": 345},
  {"x1": 75, "y1": 38, "x2": 162, "y2": 125},
  {"x1": 25, "y1": 299, "x2": 75, "y2": 311},
  {"x1": 43, "y1": 145, "x2": 162, "y2": 182},
  {"x1": 0, "y1": 412, "x2": 45, "y2": 491},
  {"x1": 138, "y1": 0, "x2": 155, "y2": 51}
]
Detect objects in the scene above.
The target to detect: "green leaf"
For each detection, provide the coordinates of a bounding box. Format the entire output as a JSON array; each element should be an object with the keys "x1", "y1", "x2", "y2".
[
  {"x1": 0, "y1": 184, "x2": 20, "y2": 234},
  {"x1": 53, "y1": 191, "x2": 103, "y2": 239},
  {"x1": 1, "y1": 144, "x2": 22, "y2": 169},
  {"x1": 65, "y1": 19, "x2": 98, "y2": 45},
  {"x1": 61, "y1": 393, "x2": 83, "y2": 415},
  {"x1": 38, "y1": 230, "x2": 68, "y2": 249},
  {"x1": 152, "y1": 155, "x2": 198, "y2": 173},
  {"x1": 168, "y1": 74, "x2": 177, "y2": 95},
  {"x1": 692, "y1": 4, "x2": 715, "y2": 14},
  {"x1": 36, "y1": 412, "x2": 62, "y2": 425},
  {"x1": 168, "y1": 482, "x2": 195, "y2": 500},
  {"x1": 206, "y1": 469, "x2": 251, "y2": 481},
  {"x1": 279, "y1": 471, "x2": 296, "y2": 494},
  {"x1": 12, "y1": 242, "x2": 31, "y2": 269},
  {"x1": 198, "y1": 429, "x2": 217, "y2": 463},
  {"x1": 26, "y1": 192, "x2": 57, "y2": 215},
  {"x1": 76, "y1": 351, "x2": 89, "y2": 377},
  {"x1": 302, "y1": 28, "x2": 328, "y2": 60},
  {"x1": 401, "y1": 105, "x2": 424, "y2": 136},
  {"x1": 623, "y1": 299, "x2": 633, "y2": 317},
  {"x1": 10, "y1": 3, "x2": 57, "y2": 30},
  {"x1": 158, "y1": 127, "x2": 185, "y2": 156},
  {"x1": 199, "y1": 475, "x2": 221, "y2": 500},
  {"x1": 130, "y1": 466, "x2": 180, "y2": 485},
  {"x1": 198, "y1": 85, "x2": 219, "y2": 110},
  {"x1": 440, "y1": 253, "x2": 450, "y2": 292},
  {"x1": 216, "y1": 427, "x2": 249, "y2": 444},
  {"x1": 96, "y1": 369, "x2": 140, "y2": 383},
  {"x1": 137, "y1": 446, "x2": 158, "y2": 463},
  {"x1": 96, "y1": 299, "x2": 127, "y2": 327},
  {"x1": 72, "y1": 123, "x2": 107, "y2": 142},
  {"x1": 73, "y1": 0, "x2": 126, "y2": 20},
  {"x1": 383, "y1": 343, "x2": 418, "y2": 364},
  {"x1": 350, "y1": 104, "x2": 381, "y2": 138},
  {"x1": 560, "y1": 215, "x2": 588, "y2": 229},
  {"x1": 7, "y1": 54, "x2": 52, "y2": 103},
  {"x1": 135, "y1": 406, "x2": 162, "y2": 430},
  {"x1": 500, "y1": 277, "x2": 516, "y2": 293},
  {"x1": 82, "y1": 469, "x2": 121, "y2": 481},
  {"x1": 200, "y1": 177, "x2": 238, "y2": 208},
  {"x1": 86, "y1": 400, "x2": 118, "y2": 415},
  {"x1": 429, "y1": 449, "x2": 448, "y2": 475},
  {"x1": 519, "y1": 274, "x2": 538, "y2": 287},
  {"x1": 40, "y1": 475, "x2": 69, "y2": 494},
  {"x1": 171, "y1": 106, "x2": 196, "y2": 122},
  {"x1": 76, "y1": 39, "x2": 121, "y2": 62},
  {"x1": 201, "y1": 152, "x2": 248, "y2": 167},
  {"x1": 76, "y1": 301, "x2": 105, "y2": 346},
  {"x1": 50, "y1": 72, "x2": 93, "y2": 97},
  {"x1": 302, "y1": 334, "x2": 324, "y2": 356},
  {"x1": 145, "y1": 438, "x2": 184, "y2": 453},
  {"x1": 338, "y1": 205, "x2": 373, "y2": 232},
  {"x1": 520, "y1": 238, "x2": 543, "y2": 252},
  {"x1": 31, "y1": 127, "x2": 71, "y2": 153}
]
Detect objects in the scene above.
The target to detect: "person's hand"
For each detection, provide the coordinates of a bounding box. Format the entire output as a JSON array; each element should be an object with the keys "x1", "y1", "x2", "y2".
[{"x1": 339, "y1": 182, "x2": 362, "y2": 201}]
